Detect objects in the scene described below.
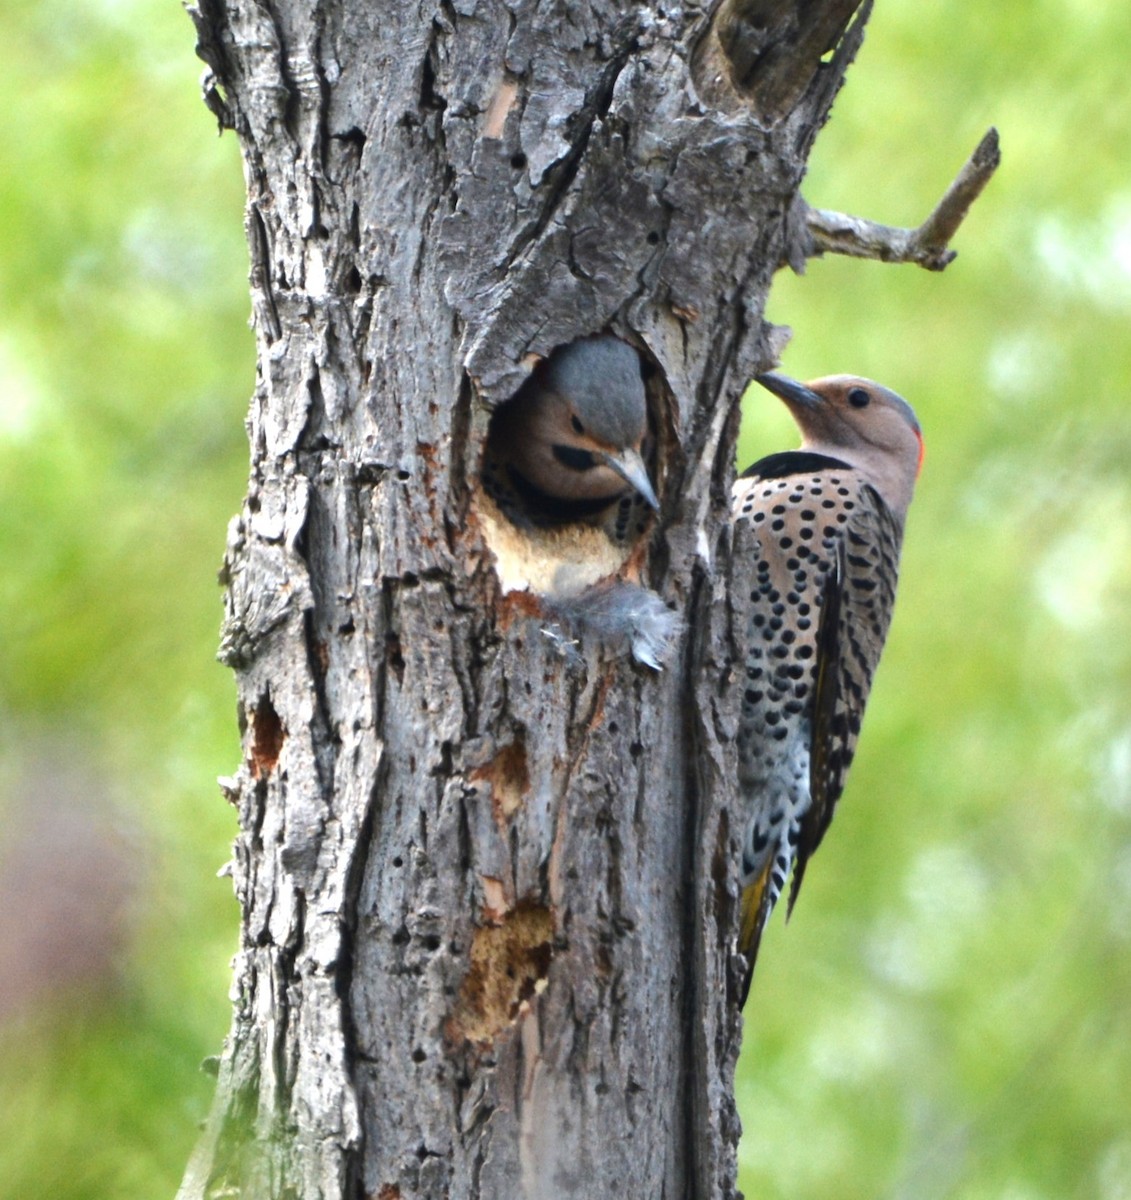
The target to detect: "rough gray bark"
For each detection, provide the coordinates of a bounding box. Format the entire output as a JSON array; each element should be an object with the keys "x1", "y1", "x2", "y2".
[{"x1": 178, "y1": 2, "x2": 873, "y2": 1197}]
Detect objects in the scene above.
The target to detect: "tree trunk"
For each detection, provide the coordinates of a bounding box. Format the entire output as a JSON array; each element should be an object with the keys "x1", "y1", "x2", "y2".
[{"x1": 178, "y1": 2, "x2": 870, "y2": 1197}]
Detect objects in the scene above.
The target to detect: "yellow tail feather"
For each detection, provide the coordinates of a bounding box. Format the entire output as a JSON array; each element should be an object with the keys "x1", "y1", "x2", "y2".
[{"x1": 738, "y1": 860, "x2": 774, "y2": 1003}]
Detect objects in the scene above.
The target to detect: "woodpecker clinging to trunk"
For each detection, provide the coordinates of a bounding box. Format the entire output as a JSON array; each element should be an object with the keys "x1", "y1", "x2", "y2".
[
  {"x1": 482, "y1": 335, "x2": 659, "y2": 544},
  {"x1": 732, "y1": 371, "x2": 924, "y2": 999}
]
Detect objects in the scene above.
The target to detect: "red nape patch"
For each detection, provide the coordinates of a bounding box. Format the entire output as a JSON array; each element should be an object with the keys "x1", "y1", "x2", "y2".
[{"x1": 915, "y1": 430, "x2": 926, "y2": 477}]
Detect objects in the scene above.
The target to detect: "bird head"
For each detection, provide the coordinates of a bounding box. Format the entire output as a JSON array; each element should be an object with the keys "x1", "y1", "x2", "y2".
[
  {"x1": 755, "y1": 372, "x2": 924, "y2": 519},
  {"x1": 495, "y1": 336, "x2": 659, "y2": 509}
]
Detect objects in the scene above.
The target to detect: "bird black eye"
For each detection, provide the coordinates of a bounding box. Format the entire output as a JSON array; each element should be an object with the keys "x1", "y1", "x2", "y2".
[
  {"x1": 570, "y1": 414, "x2": 585, "y2": 434},
  {"x1": 553, "y1": 444, "x2": 596, "y2": 471},
  {"x1": 847, "y1": 388, "x2": 870, "y2": 408}
]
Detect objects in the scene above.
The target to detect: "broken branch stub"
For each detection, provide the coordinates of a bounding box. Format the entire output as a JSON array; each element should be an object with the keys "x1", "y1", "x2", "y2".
[
  {"x1": 802, "y1": 127, "x2": 1002, "y2": 271},
  {"x1": 696, "y1": 0, "x2": 866, "y2": 119}
]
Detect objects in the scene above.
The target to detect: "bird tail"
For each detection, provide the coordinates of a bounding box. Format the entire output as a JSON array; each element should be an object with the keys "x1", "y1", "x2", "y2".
[{"x1": 737, "y1": 859, "x2": 775, "y2": 1004}]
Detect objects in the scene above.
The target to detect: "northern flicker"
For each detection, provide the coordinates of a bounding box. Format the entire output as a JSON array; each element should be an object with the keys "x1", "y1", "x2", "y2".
[
  {"x1": 732, "y1": 371, "x2": 923, "y2": 997},
  {"x1": 477, "y1": 336, "x2": 677, "y2": 664},
  {"x1": 482, "y1": 335, "x2": 659, "y2": 543}
]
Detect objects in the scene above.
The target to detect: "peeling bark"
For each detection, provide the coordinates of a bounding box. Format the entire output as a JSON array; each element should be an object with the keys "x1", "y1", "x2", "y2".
[{"x1": 179, "y1": 2, "x2": 876, "y2": 1198}]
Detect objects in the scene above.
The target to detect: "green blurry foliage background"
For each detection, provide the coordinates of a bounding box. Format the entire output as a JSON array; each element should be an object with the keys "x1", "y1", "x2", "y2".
[{"x1": 1, "y1": 2, "x2": 1129, "y2": 1197}]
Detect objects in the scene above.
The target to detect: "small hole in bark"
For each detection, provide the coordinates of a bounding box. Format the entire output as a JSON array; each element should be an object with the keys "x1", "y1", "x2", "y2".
[
  {"x1": 397, "y1": 469, "x2": 411, "y2": 481},
  {"x1": 472, "y1": 737, "x2": 530, "y2": 825},
  {"x1": 608, "y1": 721, "x2": 619, "y2": 734},
  {"x1": 445, "y1": 902, "x2": 553, "y2": 1046},
  {"x1": 249, "y1": 696, "x2": 285, "y2": 778},
  {"x1": 344, "y1": 265, "x2": 362, "y2": 293},
  {"x1": 411, "y1": 1047, "x2": 426, "y2": 1064},
  {"x1": 646, "y1": 231, "x2": 660, "y2": 245},
  {"x1": 629, "y1": 740, "x2": 644, "y2": 759},
  {"x1": 392, "y1": 856, "x2": 403, "y2": 868},
  {"x1": 510, "y1": 151, "x2": 527, "y2": 169},
  {"x1": 386, "y1": 633, "x2": 405, "y2": 684}
]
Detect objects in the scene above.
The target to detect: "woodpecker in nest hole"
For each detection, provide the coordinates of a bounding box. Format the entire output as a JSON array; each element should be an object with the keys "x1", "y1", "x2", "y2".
[{"x1": 482, "y1": 335, "x2": 659, "y2": 544}]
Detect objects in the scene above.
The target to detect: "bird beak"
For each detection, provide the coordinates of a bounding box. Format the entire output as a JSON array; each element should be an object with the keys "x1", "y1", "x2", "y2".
[
  {"x1": 598, "y1": 447, "x2": 660, "y2": 510},
  {"x1": 754, "y1": 372, "x2": 823, "y2": 412}
]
